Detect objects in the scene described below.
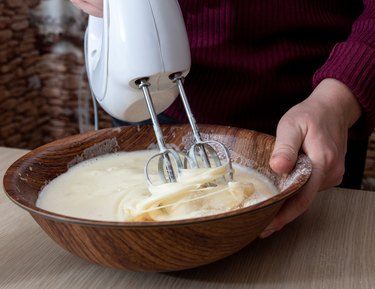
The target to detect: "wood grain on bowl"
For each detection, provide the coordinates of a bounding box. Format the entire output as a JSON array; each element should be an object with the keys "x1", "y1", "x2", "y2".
[{"x1": 3, "y1": 124, "x2": 312, "y2": 271}]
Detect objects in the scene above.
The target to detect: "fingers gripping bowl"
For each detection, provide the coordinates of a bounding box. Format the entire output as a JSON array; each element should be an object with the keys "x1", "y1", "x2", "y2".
[{"x1": 3, "y1": 124, "x2": 312, "y2": 272}]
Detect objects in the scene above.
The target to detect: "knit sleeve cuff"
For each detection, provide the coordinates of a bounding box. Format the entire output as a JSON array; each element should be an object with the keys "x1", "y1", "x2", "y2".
[{"x1": 313, "y1": 41, "x2": 375, "y2": 138}]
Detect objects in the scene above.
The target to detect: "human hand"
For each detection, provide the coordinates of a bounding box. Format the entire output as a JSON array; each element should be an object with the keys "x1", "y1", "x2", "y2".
[
  {"x1": 260, "y1": 78, "x2": 362, "y2": 238},
  {"x1": 70, "y1": 0, "x2": 103, "y2": 17}
]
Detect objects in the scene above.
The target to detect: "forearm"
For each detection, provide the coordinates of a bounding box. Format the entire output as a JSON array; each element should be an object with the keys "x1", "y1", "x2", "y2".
[{"x1": 313, "y1": 1, "x2": 375, "y2": 137}]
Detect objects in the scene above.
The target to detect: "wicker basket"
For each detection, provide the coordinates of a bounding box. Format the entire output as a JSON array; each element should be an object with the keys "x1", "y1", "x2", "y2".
[
  {"x1": 0, "y1": 0, "x2": 111, "y2": 149},
  {"x1": 1, "y1": 0, "x2": 42, "y2": 148},
  {"x1": 362, "y1": 131, "x2": 375, "y2": 190},
  {"x1": 35, "y1": 52, "x2": 111, "y2": 145},
  {"x1": 364, "y1": 131, "x2": 375, "y2": 177}
]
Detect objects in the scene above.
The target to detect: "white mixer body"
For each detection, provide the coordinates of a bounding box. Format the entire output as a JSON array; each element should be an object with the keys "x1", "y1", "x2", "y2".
[{"x1": 85, "y1": 0, "x2": 191, "y2": 122}]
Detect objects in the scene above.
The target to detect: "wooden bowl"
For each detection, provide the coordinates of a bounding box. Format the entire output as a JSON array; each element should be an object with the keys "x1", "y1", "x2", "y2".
[{"x1": 3, "y1": 124, "x2": 311, "y2": 272}]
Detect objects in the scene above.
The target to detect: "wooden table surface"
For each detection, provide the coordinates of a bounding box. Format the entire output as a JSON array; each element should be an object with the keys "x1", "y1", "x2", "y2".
[{"x1": 1, "y1": 146, "x2": 374, "y2": 289}]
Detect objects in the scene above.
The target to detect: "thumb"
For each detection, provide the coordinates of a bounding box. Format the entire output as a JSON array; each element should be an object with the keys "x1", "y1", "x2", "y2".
[{"x1": 270, "y1": 121, "x2": 304, "y2": 175}]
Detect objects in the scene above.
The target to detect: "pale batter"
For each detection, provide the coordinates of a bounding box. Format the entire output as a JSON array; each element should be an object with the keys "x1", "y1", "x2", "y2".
[{"x1": 36, "y1": 150, "x2": 278, "y2": 221}]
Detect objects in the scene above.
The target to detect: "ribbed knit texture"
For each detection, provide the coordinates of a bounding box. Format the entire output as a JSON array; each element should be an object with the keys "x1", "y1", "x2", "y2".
[
  {"x1": 165, "y1": 0, "x2": 374, "y2": 138},
  {"x1": 313, "y1": 1, "x2": 375, "y2": 137}
]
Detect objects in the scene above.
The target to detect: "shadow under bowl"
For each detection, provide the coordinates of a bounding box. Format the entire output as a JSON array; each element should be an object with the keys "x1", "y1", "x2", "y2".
[{"x1": 3, "y1": 124, "x2": 311, "y2": 272}]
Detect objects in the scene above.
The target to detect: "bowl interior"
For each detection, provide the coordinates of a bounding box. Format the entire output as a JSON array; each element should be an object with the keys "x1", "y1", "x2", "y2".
[{"x1": 3, "y1": 124, "x2": 312, "y2": 226}]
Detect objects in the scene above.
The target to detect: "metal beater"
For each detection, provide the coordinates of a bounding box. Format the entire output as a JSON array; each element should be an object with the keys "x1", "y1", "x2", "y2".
[
  {"x1": 138, "y1": 74, "x2": 233, "y2": 185},
  {"x1": 171, "y1": 73, "x2": 233, "y2": 174},
  {"x1": 84, "y1": 0, "x2": 233, "y2": 184}
]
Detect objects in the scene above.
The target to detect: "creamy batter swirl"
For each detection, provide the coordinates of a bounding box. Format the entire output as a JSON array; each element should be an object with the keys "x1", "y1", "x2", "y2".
[{"x1": 37, "y1": 150, "x2": 277, "y2": 221}]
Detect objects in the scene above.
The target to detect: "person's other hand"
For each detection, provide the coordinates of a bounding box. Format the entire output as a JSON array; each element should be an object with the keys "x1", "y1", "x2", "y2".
[
  {"x1": 261, "y1": 78, "x2": 362, "y2": 238},
  {"x1": 70, "y1": 0, "x2": 103, "y2": 17}
]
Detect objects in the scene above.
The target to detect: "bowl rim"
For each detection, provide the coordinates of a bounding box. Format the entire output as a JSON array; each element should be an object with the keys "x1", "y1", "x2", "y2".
[
  {"x1": 3, "y1": 125, "x2": 312, "y2": 228},
  {"x1": 3, "y1": 184, "x2": 299, "y2": 228}
]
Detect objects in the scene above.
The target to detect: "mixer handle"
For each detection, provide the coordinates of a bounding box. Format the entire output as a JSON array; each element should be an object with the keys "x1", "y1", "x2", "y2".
[{"x1": 84, "y1": 0, "x2": 109, "y2": 101}]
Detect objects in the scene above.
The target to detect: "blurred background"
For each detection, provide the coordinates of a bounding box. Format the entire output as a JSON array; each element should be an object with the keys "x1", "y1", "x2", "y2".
[
  {"x1": 0, "y1": 0, "x2": 111, "y2": 149},
  {"x1": 1, "y1": 0, "x2": 374, "y2": 189}
]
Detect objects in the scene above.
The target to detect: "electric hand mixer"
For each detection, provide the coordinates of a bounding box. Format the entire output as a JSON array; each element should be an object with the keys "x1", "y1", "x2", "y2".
[{"x1": 84, "y1": 0, "x2": 233, "y2": 184}]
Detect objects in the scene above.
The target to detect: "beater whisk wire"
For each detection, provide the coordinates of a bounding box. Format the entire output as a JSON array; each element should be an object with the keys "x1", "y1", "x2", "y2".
[
  {"x1": 137, "y1": 78, "x2": 184, "y2": 184},
  {"x1": 171, "y1": 73, "x2": 233, "y2": 181}
]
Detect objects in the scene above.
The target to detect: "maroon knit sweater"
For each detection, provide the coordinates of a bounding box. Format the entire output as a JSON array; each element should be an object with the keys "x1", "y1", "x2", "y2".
[{"x1": 165, "y1": 0, "x2": 375, "y2": 138}]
